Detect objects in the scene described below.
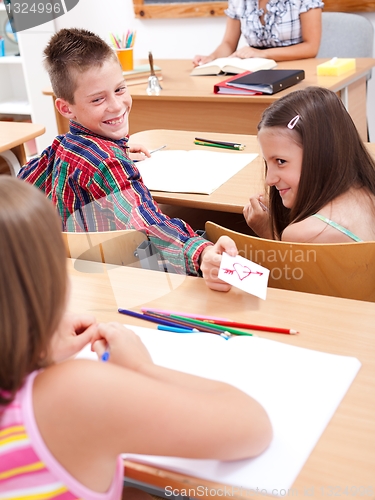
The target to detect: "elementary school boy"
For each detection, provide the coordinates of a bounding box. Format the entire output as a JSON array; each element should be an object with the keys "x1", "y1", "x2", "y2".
[{"x1": 18, "y1": 28, "x2": 211, "y2": 276}]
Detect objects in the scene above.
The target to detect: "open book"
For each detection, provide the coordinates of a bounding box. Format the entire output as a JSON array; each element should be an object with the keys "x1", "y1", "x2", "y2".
[
  {"x1": 191, "y1": 57, "x2": 277, "y2": 76},
  {"x1": 78, "y1": 326, "x2": 361, "y2": 494},
  {"x1": 136, "y1": 150, "x2": 257, "y2": 194}
]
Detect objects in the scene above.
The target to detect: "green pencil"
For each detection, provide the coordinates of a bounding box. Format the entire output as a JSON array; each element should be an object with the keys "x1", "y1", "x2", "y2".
[
  {"x1": 170, "y1": 314, "x2": 254, "y2": 336},
  {"x1": 194, "y1": 140, "x2": 244, "y2": 151}
]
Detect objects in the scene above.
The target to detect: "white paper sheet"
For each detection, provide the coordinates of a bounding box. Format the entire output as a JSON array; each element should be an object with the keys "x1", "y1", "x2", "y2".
[
  {"x1": 136, "y1": 150, "x2": 258, "y2": 194},
  {"x1": 77, "y1": 325, "x2": 361, "y2": 495}
]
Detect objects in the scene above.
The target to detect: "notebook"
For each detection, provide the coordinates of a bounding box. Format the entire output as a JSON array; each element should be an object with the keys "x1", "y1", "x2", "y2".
[
  {"x1": 226, "y1": 69, "x2": 305, "y2": 95},
  {"x1": 77, "y1": 326, "x2": 361, "y2": 495},
  {"x1": 191, "y1": 57, "x2": 277, "y2": 76},
  {"x1": 136, "y1": 150, "x2": 258, "y2": 195},
  {"x1": 213, "y1": 72, "x2": 262, "y2": 95}
]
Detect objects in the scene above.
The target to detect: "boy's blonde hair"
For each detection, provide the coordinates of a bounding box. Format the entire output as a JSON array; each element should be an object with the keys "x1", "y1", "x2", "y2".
[
  {"x1": 0, "y1": 178, "x2": 67, "y2": 405},
  {"x1": 44, "y1": 28, "x2": 119, "y2": 104}
]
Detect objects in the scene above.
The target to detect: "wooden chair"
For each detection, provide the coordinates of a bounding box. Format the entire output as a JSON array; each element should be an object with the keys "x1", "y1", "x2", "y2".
[
  {"x1": 62, "y1": 229, "x2": 148, "y2": 267},
  {"x1": 205, "y1": 221, "x2": 375, "y2": 302}
]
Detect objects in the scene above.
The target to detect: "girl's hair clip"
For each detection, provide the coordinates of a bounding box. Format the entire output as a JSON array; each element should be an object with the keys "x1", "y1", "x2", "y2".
[{"x1": 287, "y1": 115, "x2": 300, "y2": 129}]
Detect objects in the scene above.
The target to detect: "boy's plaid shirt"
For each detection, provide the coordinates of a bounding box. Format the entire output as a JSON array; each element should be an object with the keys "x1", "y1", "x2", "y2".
[{"x1": 18, "y1": 121, "x2": 210, "y2": 276}]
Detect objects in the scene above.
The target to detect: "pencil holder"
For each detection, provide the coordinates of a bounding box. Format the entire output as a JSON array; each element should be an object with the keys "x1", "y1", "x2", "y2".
[{"x1": 115, "y1": 48, "x2": 134, "y2": 72}]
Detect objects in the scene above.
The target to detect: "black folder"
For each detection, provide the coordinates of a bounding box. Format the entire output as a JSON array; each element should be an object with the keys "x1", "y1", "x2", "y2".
[{"x1": 226, "y1": 69, "x2": 305, "y2": 95}]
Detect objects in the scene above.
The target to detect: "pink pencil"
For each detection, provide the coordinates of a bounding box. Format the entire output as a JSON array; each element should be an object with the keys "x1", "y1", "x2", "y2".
[{"x1": 140, "y1": 308, "x2": 229, "y2": 322}]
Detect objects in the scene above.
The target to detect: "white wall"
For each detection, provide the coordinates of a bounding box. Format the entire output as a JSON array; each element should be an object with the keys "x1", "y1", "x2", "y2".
[{"x1": 17, "y1": 0, "x2": 375, "y2": 151}]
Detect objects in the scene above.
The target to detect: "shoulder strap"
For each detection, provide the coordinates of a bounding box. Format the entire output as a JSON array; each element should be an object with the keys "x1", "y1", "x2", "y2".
[{"x1": 313, "y1": 214, "x2": 362, "y2": 242}]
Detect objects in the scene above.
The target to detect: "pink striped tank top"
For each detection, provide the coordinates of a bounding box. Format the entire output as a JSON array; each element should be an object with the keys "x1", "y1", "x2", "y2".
[{"x1": 0, "y1": 371, "x2": 124, "y2": 499}]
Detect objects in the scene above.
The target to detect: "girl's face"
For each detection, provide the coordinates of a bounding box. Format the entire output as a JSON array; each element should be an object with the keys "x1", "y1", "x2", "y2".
[{"x1": 258, "y1": 127, "x2": 303, "y2": 209}]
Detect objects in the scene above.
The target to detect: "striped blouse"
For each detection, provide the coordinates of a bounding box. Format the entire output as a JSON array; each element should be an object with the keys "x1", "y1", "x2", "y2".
[
  {"x1": 0, "y1": 371, "x2": 124, "y2": 499},
  {"x1": 17, "y1": 121, "x2": 210, "y2": 276}
]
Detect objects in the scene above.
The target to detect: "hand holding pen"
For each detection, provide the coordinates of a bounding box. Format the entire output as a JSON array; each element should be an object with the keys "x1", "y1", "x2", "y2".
[
  {"x1": 91, "y1": 322, "x2": 153, "y2": 369},
  {"x1": 243, "y1": 195, "x2": 273, "y2": 239}
]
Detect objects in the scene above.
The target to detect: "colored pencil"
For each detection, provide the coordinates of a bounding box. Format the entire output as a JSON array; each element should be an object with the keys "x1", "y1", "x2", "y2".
[
  {"x1": 118, "y1": 308, "x2": 228, "y2": 335},
  {"x1": 118, "y1": 308, "x2": 192, "y2": 329},
  {"x1": 141, "y1": 307, "x2": 228, "y2": 322},
  {"x1": 144, "y1": 310, "x2": 253, "y2": 337},
  {"x1": 170, "y1": 314, "x2": 254, "y2": 337},
  {"x1": 258, "y1": 200, "x2": 269, "y2": 213},
  {"x1": 143, "y1": 310, "x2": 237, "y2": 336},
  {"x1": 194, "y1": 140, "x2": 244, "y2": 151},
  {"x1": 157, "y1": 325, "x2": 195, "y2": 333},
  {"x1": 204, "y1": 320, "x2": 298, "y2": 335},
  {"x1": 194, "y1": 137, "x2": 245, "y2": 148},
  {"x1": 142, "y1": 308, "x2": 297, "y2": 335},
  {"x1": 150, "y1": 145, "x2": 167, "y2": 154}
]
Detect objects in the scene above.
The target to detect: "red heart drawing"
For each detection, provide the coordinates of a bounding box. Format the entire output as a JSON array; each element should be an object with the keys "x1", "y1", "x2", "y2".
[{"x1": 233, "y1": 263, "x2": 252, "y2": 281}]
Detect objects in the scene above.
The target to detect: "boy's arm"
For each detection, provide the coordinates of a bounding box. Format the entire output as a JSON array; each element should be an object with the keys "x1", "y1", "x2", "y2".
[
  {"x1": 91, "y1": 156, "x2": 212, "y2": 276},
  {"x1": 17, "y1": 137, "x2": 62, "y2": 195}
]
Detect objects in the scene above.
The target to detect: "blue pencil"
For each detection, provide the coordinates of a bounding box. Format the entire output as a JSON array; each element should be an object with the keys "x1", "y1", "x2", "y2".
[
  {"x1": 118, "y1": 308, "x2": 190, "y2": 329},
  {"x1": 157, "y1": 325, "x2": 196, "y2": 333}
]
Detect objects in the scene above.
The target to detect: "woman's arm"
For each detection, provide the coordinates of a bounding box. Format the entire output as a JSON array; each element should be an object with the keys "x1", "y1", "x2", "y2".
[
  {"x1": 193, "y1": 18, "x2": 241, "y2": 66},
  {"x1": 233, "y1": 8, "x2": 322, "y2": 61}
]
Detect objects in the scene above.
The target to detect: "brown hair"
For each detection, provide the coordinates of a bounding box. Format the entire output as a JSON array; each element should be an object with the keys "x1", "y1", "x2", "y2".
[
  {"x1": 43, "y1": 28, "x2": 119, "y2": 104},
  {"x1": 257, "y1": 86, "x2": 375, "y2": 239},
  {"x1": 0, "y1": 177, "x2": 67, "y2": 405}
]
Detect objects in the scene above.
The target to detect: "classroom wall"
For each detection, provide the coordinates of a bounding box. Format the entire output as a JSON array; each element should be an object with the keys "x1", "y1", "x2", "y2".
[{"x1": 17, "y1": 0, "x2": 375, "y2": 151}]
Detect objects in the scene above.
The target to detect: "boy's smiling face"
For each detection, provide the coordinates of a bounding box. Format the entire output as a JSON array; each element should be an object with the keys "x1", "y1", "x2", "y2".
[{"x1": 56, "y1": 58, "x2": 132, "y2": 141}]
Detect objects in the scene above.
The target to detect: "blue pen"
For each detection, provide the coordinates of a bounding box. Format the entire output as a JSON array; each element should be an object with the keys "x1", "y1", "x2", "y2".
[
  {"x1": 157, "y1": 325, "x2": 196, "y2": 333},
  {"x1": 101, "y1": 350, "x2": 110, "y2": 362}
]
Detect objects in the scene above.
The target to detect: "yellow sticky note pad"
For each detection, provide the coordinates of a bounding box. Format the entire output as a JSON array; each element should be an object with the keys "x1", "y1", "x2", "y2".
[{"x1": 317, "y1": 58, "x2": 356, "y2": 76}]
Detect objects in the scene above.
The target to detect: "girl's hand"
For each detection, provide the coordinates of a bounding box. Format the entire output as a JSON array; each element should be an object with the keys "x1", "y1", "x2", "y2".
[
  {"x1": 91, "y1": 322, "x2": 153, "y2": 370},
  {"x1": 127, "y1": 143, "x2": 151, "y2": 161},
  {"x1": 243, "y1": 195, "x2": 272, "y2": 239},
  {"x1": 200, "y1": 236, "x2": 238, "y2": 292},
  {"x1": 50, "y1": 313, "x2": 98, "y2": 363},
  {"x1": 232, "y1": 47, "x2": 264, "y2": 59}
]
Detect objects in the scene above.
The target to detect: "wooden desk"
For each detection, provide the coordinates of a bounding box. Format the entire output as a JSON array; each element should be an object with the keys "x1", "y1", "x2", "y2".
[
  {"x1": 43, "y1": 58, "x2": 375, "y2": 142},
  {"x1": 68, "y1": 259, "x2": 375, "y2": 499},
  {"x1": 0, "y1": 121, "x2": 45, "y2": 174},
  {"x1": 131, "y1": 129, "x2": 263, "y2": 214}
]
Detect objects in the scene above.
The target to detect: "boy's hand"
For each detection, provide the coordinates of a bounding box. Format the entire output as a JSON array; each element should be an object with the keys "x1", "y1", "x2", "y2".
[
  {"x1": 50, "y1": 312, "x2": 97, "y2": 363},
  {"x1": 200, "y1": 236, "x2": 238, "y2": 292},
  {"x1": 243, "y1": 195, "x2": 273, "y2": 239},
  {"x1": 127, "y1": 142, "x2": 151, "y2": 161},
  {"x1": 91, "y1": 322, "x2": 153, "y2": 370}
]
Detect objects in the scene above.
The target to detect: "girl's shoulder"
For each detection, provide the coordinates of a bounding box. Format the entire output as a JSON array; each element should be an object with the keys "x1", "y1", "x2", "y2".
[
  {"x1": 282, "y1": 188, "x2": 375, "y2": 243},
  {"x1": 281, "y1": 216, "x2": 335, "y2": 243}
]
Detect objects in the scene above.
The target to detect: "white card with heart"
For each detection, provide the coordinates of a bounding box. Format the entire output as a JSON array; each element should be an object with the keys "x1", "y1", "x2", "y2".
[{"x1": 218, "y1": 252, "x2": 270, "y2": 300}]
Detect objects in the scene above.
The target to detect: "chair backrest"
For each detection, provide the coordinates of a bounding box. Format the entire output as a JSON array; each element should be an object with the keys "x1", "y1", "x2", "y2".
[
  {"x1": 205, "y1": 221, "x2": 375, "y2": 302},
  {"x1": 0, "y1": 150, "x2": 21, "y2": 177},
  {"x1": 62, "y1": 229, "x2": 148, "y2": 267},
  {"x1": 317, "y1": 12, "x2": 374, "y2": 58}
]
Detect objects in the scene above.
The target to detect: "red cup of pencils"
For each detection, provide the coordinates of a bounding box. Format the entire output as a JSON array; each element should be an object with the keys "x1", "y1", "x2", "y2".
[{"x1": 115, "y1": 48, "x2": 133, "y2": 72}]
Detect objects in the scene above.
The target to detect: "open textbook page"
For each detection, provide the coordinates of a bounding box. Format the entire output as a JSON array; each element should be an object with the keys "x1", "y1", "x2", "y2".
[{"x1": 191, "y1": 57, "x2": 277, "y2": 76}]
